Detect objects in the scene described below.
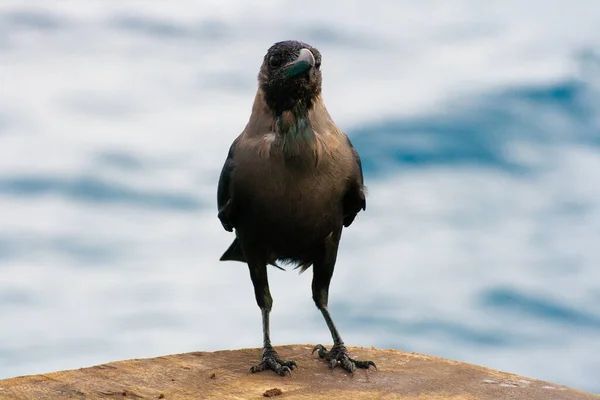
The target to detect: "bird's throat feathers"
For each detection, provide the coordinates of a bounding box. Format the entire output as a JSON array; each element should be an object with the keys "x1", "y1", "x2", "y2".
[
  {"x1": 247, "y1": 91, "x2": 338, "y2": 161},
  {"x1": 274, "y1": 103, "x2": 328, "y2": 161},
  {"x1": 275, "y1": 105, "x2": 313, "y2": 141}
]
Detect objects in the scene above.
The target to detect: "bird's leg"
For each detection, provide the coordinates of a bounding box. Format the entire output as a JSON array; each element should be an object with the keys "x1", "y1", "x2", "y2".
[
  {"x1": 311, "y1": 231, "x2": 376, "y2": 374},
  {"x1": 246, "y1": 257, "x2": 297, "y2": 376},
  {"x1": 312, "y1": 308, "x2": 376, "y2": 373},
  {"x1": 250, "y1": 308, "x2": 296, "y2": 376}
]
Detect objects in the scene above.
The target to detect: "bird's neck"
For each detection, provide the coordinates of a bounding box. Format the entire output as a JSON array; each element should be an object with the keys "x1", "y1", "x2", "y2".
[
  {"x1": 275, "y1": 104, "x2": 312, "y2": 137},
  {"x1": 274, "y1": 104, "x2": 318, "y2": 156}
]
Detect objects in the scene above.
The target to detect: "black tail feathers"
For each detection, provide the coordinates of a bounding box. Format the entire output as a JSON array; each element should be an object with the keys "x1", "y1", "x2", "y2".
[{"x1": 219, "y1": 238, "x2": 246, "y2": 263}]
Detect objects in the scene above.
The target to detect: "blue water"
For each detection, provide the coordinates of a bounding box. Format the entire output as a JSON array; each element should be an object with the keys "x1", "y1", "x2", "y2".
[{"x1": 1, "y1": 1, "x2": 599, "y2": 394}]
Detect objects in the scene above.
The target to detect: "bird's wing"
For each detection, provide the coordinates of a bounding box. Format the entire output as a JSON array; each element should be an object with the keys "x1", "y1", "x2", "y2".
[
  {"x1": 342, "y1": 135, "x2": 366, "y2": 227},
  {"x1": 217, "y1": 137, "x2": 239, "y2": 232}
]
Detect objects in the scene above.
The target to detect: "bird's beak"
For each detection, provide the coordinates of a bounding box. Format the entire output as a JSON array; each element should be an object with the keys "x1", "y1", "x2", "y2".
[{"x1": 282, "y1": 48, "x2": 315, "y2": 79}]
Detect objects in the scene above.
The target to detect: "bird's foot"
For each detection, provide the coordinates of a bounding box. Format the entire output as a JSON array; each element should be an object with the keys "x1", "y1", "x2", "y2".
[
  {"x1": 250, "y1": 347, "x2": 297, "y2": 376},
  {"x1": 312, "y1": 343, "x2": 376, "y2": 374}
]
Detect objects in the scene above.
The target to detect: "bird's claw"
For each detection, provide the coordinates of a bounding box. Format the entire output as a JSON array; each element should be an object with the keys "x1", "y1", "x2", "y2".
[
  {"x1": 312, "y1": 343, "x2": 376, "y2": 374},
  {"x1": 250, "y1": 348, "x2": 297, "y2": 377}
]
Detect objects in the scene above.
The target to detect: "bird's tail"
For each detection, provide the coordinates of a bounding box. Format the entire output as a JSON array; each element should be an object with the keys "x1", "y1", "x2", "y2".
[
  {"x1": 220, "y1": 238, "x2": 246, "y2": 263},
  {"x1": 219, "y1": 238, "x2": 285, "y2": 271}
]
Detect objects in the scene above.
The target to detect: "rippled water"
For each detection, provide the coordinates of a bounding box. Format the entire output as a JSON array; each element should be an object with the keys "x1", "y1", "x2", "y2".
[{"x1": 1, "y1": 0, "x2": 599, "y2": 394}]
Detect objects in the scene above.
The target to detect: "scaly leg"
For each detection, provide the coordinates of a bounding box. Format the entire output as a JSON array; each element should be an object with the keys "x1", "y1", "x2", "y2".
[
  {"x1": 245, "y1": 250, "x2": 296, "y2": 376},
  {"x1": 311, "y1": 230, "x2": 376, "y2": 374}
]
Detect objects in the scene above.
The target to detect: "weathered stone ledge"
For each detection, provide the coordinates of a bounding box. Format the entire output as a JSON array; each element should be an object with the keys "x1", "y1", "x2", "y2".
[{"x1": 0, "y1": 345, "x2": 597, "y2": 399}]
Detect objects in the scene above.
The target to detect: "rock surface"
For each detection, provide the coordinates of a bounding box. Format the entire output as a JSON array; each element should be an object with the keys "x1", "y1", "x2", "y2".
[{"x1": 0, "y1": 345, "x2": 597, "y2": 399}]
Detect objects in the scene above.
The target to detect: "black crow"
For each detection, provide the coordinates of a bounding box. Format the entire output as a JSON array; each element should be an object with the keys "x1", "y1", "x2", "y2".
[{"x1": 217, "y1": 40, "x2": 374, "y2": 376}]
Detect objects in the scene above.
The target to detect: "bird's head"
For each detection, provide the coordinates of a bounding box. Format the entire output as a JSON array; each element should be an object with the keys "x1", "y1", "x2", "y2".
[{"x1": 258, "y1": 40, "x2": 322, "y2": 115}]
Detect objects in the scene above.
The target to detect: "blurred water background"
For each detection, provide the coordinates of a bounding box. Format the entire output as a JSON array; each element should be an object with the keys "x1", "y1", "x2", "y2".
[{"x1": 1, "y1": 0, "x2": 599, "y2": 393}]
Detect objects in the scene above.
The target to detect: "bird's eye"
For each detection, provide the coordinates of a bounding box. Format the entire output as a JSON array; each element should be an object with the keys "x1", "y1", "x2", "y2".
[{"x1": 268, "y1": 56, "x2": 282, "y2": 69}]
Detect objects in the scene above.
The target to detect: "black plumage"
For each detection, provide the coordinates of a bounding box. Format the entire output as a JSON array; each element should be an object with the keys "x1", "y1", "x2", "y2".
[{"x1": 217, "y1": 40, "x2": 375, "y2": 375}]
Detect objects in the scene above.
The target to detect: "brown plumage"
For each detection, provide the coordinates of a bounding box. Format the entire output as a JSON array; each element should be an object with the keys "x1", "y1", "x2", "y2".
[{"x1": 217, "y1": 40, "x2": 375, "y2": 375}]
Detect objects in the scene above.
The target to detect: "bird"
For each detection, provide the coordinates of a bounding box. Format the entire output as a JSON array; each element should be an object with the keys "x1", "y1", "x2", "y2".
[{"x1": 217, "y1": 40, "x2": 375, "y2": 376}]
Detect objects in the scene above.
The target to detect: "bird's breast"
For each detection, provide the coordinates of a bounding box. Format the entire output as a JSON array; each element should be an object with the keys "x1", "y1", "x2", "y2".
[{"x1": 233, "y1": 136, "x2": 350, "y2": 230}]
